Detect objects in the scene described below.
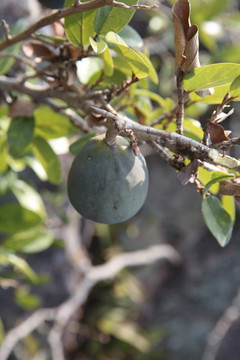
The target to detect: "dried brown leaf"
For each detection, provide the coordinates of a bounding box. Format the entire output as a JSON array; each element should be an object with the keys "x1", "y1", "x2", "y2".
[
  {"x1": 220, "y1": 181, "x2": 240, "y2": 196},
  {"x1": 177, "y1": 158, "x2": 199, "y2": 185},
  {"x1": 22, "y1": 40, "x2": 54, "y2": 62},
  {"x1": 206, "y1": 122, "x2": 230, "y2": 145}
]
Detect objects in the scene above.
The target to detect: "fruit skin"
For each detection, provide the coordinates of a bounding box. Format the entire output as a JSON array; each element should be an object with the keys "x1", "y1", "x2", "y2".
[{"x1": 67, "y1": 134, "x2": 149, "y2": 224}]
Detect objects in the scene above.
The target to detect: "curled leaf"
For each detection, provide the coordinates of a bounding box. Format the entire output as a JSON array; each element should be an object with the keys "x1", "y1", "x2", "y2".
[
  {"x1": 206, "y1": 122, "x2": 230, "y2": 145},
  {"x1": 172, "y1": 0, "x2": 200, "y2": 74}
]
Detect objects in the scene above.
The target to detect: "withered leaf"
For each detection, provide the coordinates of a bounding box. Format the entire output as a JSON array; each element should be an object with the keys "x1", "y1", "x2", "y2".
[
  {"x1": 9, "y1": 97, "x2": 38, "y2": 118},
  {"x1": 206, "y1": 122, "x2": 230, "y2": 145},
  {"x1": 172, "y1": 0, "x2": 200, "y2": 74},
  {"x1": 177, "y1": 158, "x2": 199, "y2": 185},
  {"x1": 22, "y1": 40, "x2": 55, "y2": 62},
  {"x1": 220, "y1": 180, "x2": 240, "y2": 196}
]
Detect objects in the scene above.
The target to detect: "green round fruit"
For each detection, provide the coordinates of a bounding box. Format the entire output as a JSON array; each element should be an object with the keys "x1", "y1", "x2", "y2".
[{"x1": 67, "y1": 134, "x2": 149, "y2": 224}]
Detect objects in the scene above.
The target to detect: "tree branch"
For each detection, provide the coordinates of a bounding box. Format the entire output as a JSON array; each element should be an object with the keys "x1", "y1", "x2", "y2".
[
  {"x1": 0, "y1": 0, "x2": 157, "y2": 52},
  {"x1": 0, "y1": 244, "x2": 180, "y2": 360}
]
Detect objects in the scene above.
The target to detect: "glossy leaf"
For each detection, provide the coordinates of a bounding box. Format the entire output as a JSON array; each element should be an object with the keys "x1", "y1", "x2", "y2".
[
  {"x1": 69, "y1": 133, "x2": 96, "y2": 154},
  {"x1": 64, "y1": 0, "x2": 97, "y2": 47},
  {"x1": 90, "y1": 37, "x2": 107, "y2": 54},
  {"x1": 106, "y1": 32, "x2": 149, "y2": 79},
  {"x1": 32, "y1": 137, "x2": 61, "y2": 184},
  {"x1": 95, "y1": 0, "x2": 137, "y2": 35},
  {"x1": 7, "y1": 117, "x2": 34, "y2": 157},
  {"x1": 34, "y1": 106, "x2": 77, "y2": 139},
  {"x1": 90, "y1": 37, "x2": 114, "y2": 76},
  {"x1": 3, "y1": 227, "x2": 54, "y2": 254},
  {"x1": 77, "y1": 57, "x2": 103, "y2": 85},
  {"x1": 0, "y1": 204, "x2": 41, "y2": 234},
  {"x1": 202, "y1": 196, "x2": 233, "y2": 247},
  {"x1": 184, "y1": 63, "x2": 240, "y2": 92}
]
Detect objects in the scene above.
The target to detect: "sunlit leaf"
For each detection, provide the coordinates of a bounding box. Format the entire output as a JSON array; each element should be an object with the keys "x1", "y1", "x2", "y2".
[
  {"x1": 202, "y1": 196, "x2": 233, "y2": 247},
  {"x1": 64, "y1": 0, "x2": 96, "y2": 46},
  {"x1": 32, "y1": 137, "x2": 61, "y2": 184},
  {"x1": 7, "y1": 117, "x2": 34, "y2": 157},
  {"x1": 0, "y1": 136, "x2": 8, "y2": 173},
  {"x1": 184, "y1": 63, "x2": 240, "y2": 92},
  {"x1": 76, "y1": 57, "x2": 103, "y2": 85}
]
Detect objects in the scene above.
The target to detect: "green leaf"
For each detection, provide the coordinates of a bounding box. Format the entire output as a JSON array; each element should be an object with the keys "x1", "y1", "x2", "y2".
[
  {"x1": 7, "y1": 117, "x2": 34, "y2": 157},
  {"x1": 0, "y1": 136, "x2": 8, "y2": 173},
  {"x1": 221, "y1": 195, "x2": 235, "y2": 223},
  {"x1": 184, "y1": 63, "x2": 240, "y2": 92},
  {"x1": 0, "y1": 20, "x2": 25, "y2": 75},
  {"x1": 229, "y1": 75, "x2": 240, "y2": 98},
  {"x1": 202, "y1": 196, "x2": 233, "y2": 247},
  {"x1": 118, "y1": 25, "x2": 143, "y2": 48},
  {"x1": 3, "y1": 227, "x2": 54, "y2": 254},
  {"x1": 0, "y1": 317, "x2": 4, "y2": 346},
  {"x1": 32, "y1": 137, "x2": 61, "y2": 184},
  {"x1": 0, "y1": 251, "x2": 39, "y2": 283},
  {"x1": 15, "y1": 286, "x2": 41, "y2": 310},
  {"x1": 34, "y1": 106, "x2": 77, "y2": 139},
  {"x1": 0, "y1": 204, "x2": 41, "y2": 234},
  {"x1": 135, "y1": 51, "x2": 158, "y2": 84},
  {"x1": 10, "y1": 180, "x2": 46, "y2": 218},
  {"x1": 203, "y1": 171, "x2": 235, "y2": 198},
  {"x1": 95, "y1": 0, "x2": 137, "y2": 35},
  {"x1": 90, "y1": 37, "x2": 114, "y2": 76},
  {"x1": 69, "y1": 133, "x2": 96, "y2": 154},
  {"x1": 106, "y1": 32, "x2": 149, "y2": 79},
  {"x1": 64, "y1": 0, "x2": 97, "y2": 47},
  {"x1": 183, "y1": 118, "x2": 204, "y2": 141},
  {"x1": 190, "y1": 85, "x2": 230, "y2": 104}
]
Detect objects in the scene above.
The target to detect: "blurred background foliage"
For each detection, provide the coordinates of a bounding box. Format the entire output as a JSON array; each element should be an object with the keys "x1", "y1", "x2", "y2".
[{"x1": 1, "y1": 0, "x2": 240, "y2": 359}]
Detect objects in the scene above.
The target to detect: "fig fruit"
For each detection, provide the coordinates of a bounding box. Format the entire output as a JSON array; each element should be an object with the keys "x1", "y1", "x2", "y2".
[{"x1": 67, "y1": 134, "x2": 148, "y2": 224}]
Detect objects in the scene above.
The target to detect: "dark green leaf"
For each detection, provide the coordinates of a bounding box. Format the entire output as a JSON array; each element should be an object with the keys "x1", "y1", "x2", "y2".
[
  {"x1": 7, "y1": 117, "x2": 34, "y2": 157},
  {"x1": 0, "y1": 136, "x2": 8, "y2": 173},
  {"x1": 202, "y1": 196, "x2": 233, "y2": 247},
  {"x1": 64, "y1": 0, "x2": 97, "y2": 47},
  {"x1": 32, "y1": 137, "x2": 61, "y2": 184},
  {"x1": 0, "y1": 204, "x2": 41, "y2": 234},
  {"x1": 69, "y1": 133, "x2": 96, "y2": 154},
  {"x1": 95, "y1": 0, "x2": 137, "y2": 35},
  {"x1": 184, "y1": 63, "x2": 240, "y2": 92},
  {"x1": 34, "y1": 106, "x2": 77, "y2": 139}
]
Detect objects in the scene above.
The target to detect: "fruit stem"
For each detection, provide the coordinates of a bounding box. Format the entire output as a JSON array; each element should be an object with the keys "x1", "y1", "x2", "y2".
[{"x1": 104, "y1": 121, "x2": 122, "y2": 149}]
